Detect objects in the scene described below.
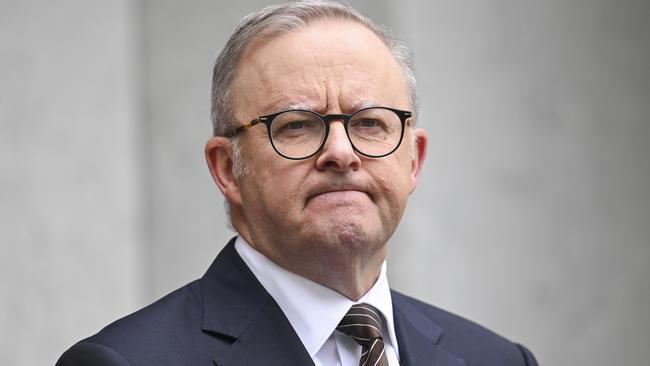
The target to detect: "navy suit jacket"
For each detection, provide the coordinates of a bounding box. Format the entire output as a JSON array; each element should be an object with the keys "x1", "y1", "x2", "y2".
[{"x1": 57, "y1": 238, "x2": 538, "y2": 365}]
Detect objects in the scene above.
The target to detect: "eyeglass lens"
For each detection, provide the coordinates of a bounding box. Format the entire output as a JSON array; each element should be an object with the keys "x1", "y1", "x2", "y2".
[{"x1": 269, "y1": 108, "x2": 403, "y2": 159}]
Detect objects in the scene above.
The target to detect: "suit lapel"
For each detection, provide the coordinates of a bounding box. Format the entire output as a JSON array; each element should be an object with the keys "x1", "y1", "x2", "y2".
[
  {"x1": 199, "y1": 239, "x2": 464, "y2": 366},
  {"x1": 213, "y1": 297, "x2": 314, "y2": 366},
  {"x1": 200, "y1": 238, "x2": 314, "y2": 366},
  {"x1": 392, "y1": 292, "x2": 466, "y2": 366}
]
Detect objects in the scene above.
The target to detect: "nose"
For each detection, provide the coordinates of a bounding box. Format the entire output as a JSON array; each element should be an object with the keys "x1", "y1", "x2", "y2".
[{"x1": 315, "y1": 121, "x2": 361, "y2": 172}]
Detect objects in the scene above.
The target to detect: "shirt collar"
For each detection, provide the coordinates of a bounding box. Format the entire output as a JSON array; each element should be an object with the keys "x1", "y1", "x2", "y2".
[{"x1": 234, "y1": 236, "x2": 399, "y2": 358}]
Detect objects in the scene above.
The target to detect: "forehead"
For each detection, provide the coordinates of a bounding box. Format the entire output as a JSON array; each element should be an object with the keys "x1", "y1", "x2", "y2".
[{"x1": 231, "y1": 19, "x2": 409, "y2": 119}]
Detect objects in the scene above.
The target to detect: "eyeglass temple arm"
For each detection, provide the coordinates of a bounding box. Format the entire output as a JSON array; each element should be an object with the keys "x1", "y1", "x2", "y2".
[{"x1": 224, "y1": 118, "x2": 264, "y2": 138}]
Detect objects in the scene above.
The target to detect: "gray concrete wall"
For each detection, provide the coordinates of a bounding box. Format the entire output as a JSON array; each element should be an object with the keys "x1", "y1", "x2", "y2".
[
  {"x1": 1, "y1": 1, "x2": 648, "y2": 365},
  {"x1": 389, "y1": 1, "x2": 650, "y2": 364},
  {"x1": 0, "y1": 1, "x2": 143, "y2": 365}
]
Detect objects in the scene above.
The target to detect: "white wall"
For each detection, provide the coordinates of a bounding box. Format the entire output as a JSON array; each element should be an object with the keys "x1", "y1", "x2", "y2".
[{"x1": 1, "y1": 1, "x2": 648, "y2": 365}]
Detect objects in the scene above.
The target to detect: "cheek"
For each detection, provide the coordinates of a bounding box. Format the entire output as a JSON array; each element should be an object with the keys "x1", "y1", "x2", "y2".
[
  {"x1": 371, "y1": 162, "x2": 414, "y2": 225},
  {"x1": 374, "y1": 166, "x2": 411, "y2": 205},
  {"x1": 239, "y1": 161, "x2": 275, "y2": 212},
  {"x1": 245, "y1": 160, "x2": 310, "y2": 213}
]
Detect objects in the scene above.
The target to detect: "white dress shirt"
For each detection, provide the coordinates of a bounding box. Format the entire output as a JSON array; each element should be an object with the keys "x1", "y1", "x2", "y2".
[{"x1": 234, "y1": 236, "x2": 400, "y2": 366}]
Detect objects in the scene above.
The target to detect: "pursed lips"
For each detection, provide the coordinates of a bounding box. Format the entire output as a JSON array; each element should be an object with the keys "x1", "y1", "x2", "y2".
[{"x1": 306, "y1": 184, "x2": 373, "y2": 205}]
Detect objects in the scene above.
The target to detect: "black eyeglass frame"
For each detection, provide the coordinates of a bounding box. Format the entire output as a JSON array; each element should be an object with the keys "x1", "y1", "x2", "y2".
[{"x1": 223, "y1": 106, "x2": 413, "y2": 160}]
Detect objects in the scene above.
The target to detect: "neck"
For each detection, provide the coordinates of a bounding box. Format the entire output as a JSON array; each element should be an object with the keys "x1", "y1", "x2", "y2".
[
  {"x1": 233, "y1": 217, "x2": 386, "y2": 300},
  {"x1": 290, "y1": 247, "x2": 386, "y2": 300}
]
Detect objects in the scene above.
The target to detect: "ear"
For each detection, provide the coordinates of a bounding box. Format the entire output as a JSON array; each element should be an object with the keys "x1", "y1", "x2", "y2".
[
  {"x1": 205, "y1": 136, "x2": 243, "y2": 205},
  {"x1": 409, "y1": 128, "x2": 428, "y2": 193}
]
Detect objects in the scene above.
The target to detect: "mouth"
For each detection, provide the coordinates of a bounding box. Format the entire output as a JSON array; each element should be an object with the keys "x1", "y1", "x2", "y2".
[
  {"x1": 312, "y1": 189, "x2": 367, "y2": 199},
  {"x1": 305, "y1": 183, "x2": 373, "y2": 206}
]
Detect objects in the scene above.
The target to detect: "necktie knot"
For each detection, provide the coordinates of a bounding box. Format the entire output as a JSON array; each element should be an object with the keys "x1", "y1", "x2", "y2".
[{"x1": 337, "y1": 303, "x2": 389, "y2": 366}]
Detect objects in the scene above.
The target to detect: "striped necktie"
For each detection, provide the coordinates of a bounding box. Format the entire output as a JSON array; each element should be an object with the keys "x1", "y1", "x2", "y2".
[{"x1": 336, "y1": 303, "x2": 389, "y2": 366}]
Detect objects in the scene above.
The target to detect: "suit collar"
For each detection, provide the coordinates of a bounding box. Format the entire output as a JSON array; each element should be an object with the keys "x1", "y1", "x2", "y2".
[
  {"x1": 234, "y1": 235, "x2": 400, "y2": 358},
  {"x1": 199, "y1": 238, "x2": 464, "y2": 366},
  {"x1": 392, "y1": 291, "x2": 466, "y2": 366},
  {"x1": 200, "y1": 238, "x2": 314, "y2": 365}
]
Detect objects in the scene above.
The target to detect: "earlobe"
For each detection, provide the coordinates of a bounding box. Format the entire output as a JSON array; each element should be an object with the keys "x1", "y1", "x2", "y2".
[
  {"x1": 409, "y1": 128, "x2": 428, "y2": 193},
  {"x1": 205, "y1": 137, "x2": 243, "y2": 205}
]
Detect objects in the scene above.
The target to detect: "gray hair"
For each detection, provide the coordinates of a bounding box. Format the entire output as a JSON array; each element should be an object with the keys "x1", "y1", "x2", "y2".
[{"x1": 210, "y1": 0, "x2": 418, "y2": 138}]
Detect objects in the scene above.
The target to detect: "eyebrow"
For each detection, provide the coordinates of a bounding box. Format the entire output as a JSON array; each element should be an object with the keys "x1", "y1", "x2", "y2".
[
  {"x1": 270, "y1": 102, "x2": 318, "y2": 113},
  {"x1": 350, "y1": 100, "x2": 381, "y2": 112},
  {"x1": 265, "y1": 100, "x2": 384, "y2": 115}
]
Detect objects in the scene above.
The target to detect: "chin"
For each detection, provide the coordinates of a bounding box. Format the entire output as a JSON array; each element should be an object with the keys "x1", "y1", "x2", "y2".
[{"x1": 309, "y1": 219, "x2": 384, "y2": 252}]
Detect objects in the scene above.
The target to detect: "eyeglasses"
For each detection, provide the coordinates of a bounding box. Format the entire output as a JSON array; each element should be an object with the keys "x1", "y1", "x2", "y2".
[{"x1": 224, "y1": 106, "x2": 412, "y2": 160}]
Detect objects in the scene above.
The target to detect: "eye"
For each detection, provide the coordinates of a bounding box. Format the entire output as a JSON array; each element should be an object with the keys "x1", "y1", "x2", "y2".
[
  {"x1": 356, "y1": 119, "x2": 382, "y2": 128},
  {"x1": 285, "y1": 120, "x2": 308, "y2": 130},
  {"x1": 272, "y1": 117, "x2": 322, "y2": 138},
  {"x1": 350, "y1": 118, "x2": 387, "y2": 131},
  {"x1": 278, "y1": 119, "x2": 321, "y2": 132}
]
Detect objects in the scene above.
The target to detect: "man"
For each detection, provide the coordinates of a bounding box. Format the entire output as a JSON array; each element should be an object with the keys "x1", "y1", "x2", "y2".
[{"x1": 58, "y1": 1, "x2": 537, "y2": 365}]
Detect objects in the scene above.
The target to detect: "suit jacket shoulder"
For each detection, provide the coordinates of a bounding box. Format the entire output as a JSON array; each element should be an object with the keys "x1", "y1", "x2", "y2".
[
  {"x1": 57, "y1": 239, "x2": 537, "y2": 366},
  {"x1": 57, "y1": 279, "x2": 227, "y2": 365},
  {"x1": 391, "y1": 290, "x2": 538, "y2": 366},
  {"x1": 56, "y1": 239, "x2": 313, "y2": 366}
]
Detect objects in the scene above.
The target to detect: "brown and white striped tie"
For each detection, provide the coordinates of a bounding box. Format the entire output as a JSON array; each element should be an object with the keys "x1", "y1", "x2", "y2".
[{"x1": 336, "y1": 303, "x2": 389, "y2": 366}]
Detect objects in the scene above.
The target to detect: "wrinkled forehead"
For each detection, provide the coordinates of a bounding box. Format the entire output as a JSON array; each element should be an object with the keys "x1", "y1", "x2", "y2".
[{"x1": 231, "y1": 19, "x2": 409, "y2": 117}]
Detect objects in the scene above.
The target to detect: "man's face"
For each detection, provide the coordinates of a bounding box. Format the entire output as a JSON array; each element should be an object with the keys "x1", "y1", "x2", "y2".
[{"x1": 221, "y1": 19, "x2": 426, "y2": 280}]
